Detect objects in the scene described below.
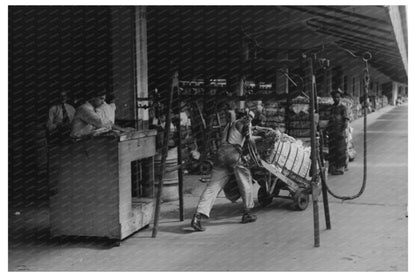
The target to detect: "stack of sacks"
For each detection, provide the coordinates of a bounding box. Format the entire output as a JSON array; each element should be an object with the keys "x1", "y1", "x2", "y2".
[
  {"x1": 253, "y1": 128, "x2": 312, "y2": 183},
  {"x1": 262, "y1": 101, "x2": 286, "y2": 131},
  {"x1": 340, "y1": 97, "x2": 355, "y2": 121}
]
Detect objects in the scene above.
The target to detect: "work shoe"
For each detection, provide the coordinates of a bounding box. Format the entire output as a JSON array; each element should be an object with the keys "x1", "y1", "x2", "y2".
[
  {"x1": 331, "y1": 169, "x2": 344, "y2": 175},
  {"x1": 241, "y1": 212, "x2": 257, "y2": 224},
  {"x1": 191, "y1": 213, "x2": 205, "y2": 231},
  {"x1": 331, "y1": 168, "x2": 344, "y2": 175}
]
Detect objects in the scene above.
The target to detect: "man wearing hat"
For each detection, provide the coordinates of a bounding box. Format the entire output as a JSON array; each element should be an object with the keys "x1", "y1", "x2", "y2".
[
  {"x1": 191, "y1": 110, "x2": 257, "y2": 231},
  {"x1": 327, "y1": 89, "x2": 350, "y2": 175}
]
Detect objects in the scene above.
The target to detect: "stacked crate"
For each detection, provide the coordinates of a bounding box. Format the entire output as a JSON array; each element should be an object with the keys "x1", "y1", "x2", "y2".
[
  {"x1": 262, "y1": 100, "x2": 287, "y2": 132},
  {"x1": 287, "y1": 97, "x2": 311, "y2": 142}
]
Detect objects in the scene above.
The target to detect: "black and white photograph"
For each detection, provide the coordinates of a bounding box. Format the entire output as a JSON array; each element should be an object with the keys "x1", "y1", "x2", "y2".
[{"x1": 6, "y1": 2, "x2": 410, "y2": 272}]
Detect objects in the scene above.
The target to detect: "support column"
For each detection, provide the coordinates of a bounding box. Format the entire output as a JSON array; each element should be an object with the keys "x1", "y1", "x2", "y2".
[
  {"x1": 391, "y1": 82, "x2": 398, "y2": 105},
  {"x1": 110, "y1": 7, "x2": 136, "y2": 126},
  {"x1": 110, "y1": 6, "x2": 149, "y2": 129},
  {"x1": 340, "y1": 74, "x2": 345, "y2": 94},
  {"x1": 276, "y1": 53, "x2": 289, "y2": 95},
  {"x1": 238, "y1": 38, "x2": 249, "y2": 110},
  {"x1": 388, "y1": 6, "x2": 408, "y2": 76},
  {"x1": 303, "y1": 58, "x2": 312, "y2": 96},
  {"x1": 135, "y1": 6, "x2": 149, "y2": 130},
  {"x1": 238, "y1": 76, "x2": 245, "y2": 110},
  {"x1": 327, "y1": 69, "x2": 333, "y2": 94}
]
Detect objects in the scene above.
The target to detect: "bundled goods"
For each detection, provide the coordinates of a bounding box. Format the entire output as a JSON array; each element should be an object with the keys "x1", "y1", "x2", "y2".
[
  {"x1": 290, "y1": 103, "x2": 309, "y2": 115},
  {"x1": 252, "y1": 128, "x2": 282, "y2": 163},
  {"x1": 263, "y1": 100, "x2": 282, "y2": 109},
  {"x1": 289, "y1": 120, "x2": 310, "y2": 129},
  {"x1": 253, "y1": 128, "x2": 312, "y2": 182},
  {"x1": 263, "y1": 120, "x2": 279, "y2": 129},
  {"x1": 318, "y1": 97, "x2": 333, "y2": 105},
  {"x1": 264, "y1": 108, "x2": 278, "y2": 117},
  {"x1": 262, "y1": 101, "x2": 286, "y2": 129},
  {"x1": 290, "y1": 96, "x2": 309, "y2": 104},
  {"x1": 245, "y1": 100, "x2": 260, "y2": 111},
  {"x1": 265, "y1": 115, "x2": 285, "y2": 122},
  {"x1": 263, "y1": 114, "x2": 286, "y2": 130},
  {"x1": 288, "y1": 129, "x2": 310, "y2": 138},
  {"x1": 288, "y1": 110, "x2": 309, "y2": 120},
  {"x1": 340, "y1": 97, "x2": 354, "y2": 107},
  {"x1": 287, "y1": 107, "x2": 310, "y2": 139}
]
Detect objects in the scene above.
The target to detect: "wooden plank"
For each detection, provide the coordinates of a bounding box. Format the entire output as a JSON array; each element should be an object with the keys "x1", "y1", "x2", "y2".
[
  {"x1": 118, "y1": 136, "x2": 156, "y2": 236},
  {"x1": 118, "y1": 129, "x2": 157, "y2": 141},
  {"x1": 120, "y1": 198, "x2": 154, "y2": 239}
]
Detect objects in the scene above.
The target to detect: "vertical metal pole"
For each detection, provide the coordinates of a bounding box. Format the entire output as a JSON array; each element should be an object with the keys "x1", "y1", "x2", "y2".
[
  {"x1": 152, "y1": 72, "x2": 176, "y2": 238},
  {"x1": 318, "y1": 132, "x2": 331, "y2": 230},
  {"x1": 362, "y1": 53, "x2": 371, "y2": 196},
  {"x1": 176, "y1": 86, "x2": 184, "y2": 222},
  {"x1": 315, "y1": 72, "x2": 331, "y2": 230},
  {"x1": 308, "y1": 57, "x2": 320, "y2": 247}
]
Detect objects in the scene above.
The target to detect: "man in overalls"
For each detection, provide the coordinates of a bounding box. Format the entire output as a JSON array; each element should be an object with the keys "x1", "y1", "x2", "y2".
[
  {"x1": 191, "y1": 111, "x2": 257, "y2": 231},
  {"x1": 327, "y1": 90, "x2": 350, "y2": 175}
]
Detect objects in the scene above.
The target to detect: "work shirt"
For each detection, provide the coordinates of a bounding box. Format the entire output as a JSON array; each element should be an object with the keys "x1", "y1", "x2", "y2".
[
  {"x1": 47, "y1": 103, "x2": 75, "y2": 131},
  {"x1": 327, "y1": 103, "x2": 349, "y2": 169},
  {"x1": 327, "y1": 103, "x2": 349, "y2": 137},
  {"x1": 96, "y1": 102, "x2": 116, "y2": 125},
  {"x1": 71, "y1": 101, "x2": 112, "y2": 138},
  {"x1": 222, "y1": 118, "x2": 250, "y2": 147}
]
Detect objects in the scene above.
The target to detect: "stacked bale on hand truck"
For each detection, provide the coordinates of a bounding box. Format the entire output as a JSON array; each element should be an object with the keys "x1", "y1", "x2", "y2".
[
  {"x1": 248, "y1": 127, "x2": 316, "y2": 210},
  {"x1": 254, "y1": 128, "x2": 312, "y2": 183}
]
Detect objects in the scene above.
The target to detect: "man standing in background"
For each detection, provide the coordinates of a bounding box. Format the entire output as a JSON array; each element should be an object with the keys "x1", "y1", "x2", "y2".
[
  {"x1": 327, "y1": 90, "x2": 350, "y2": 175},
  {"x1": 46, "y1": 91, "x2": 76, "y2": 142}
]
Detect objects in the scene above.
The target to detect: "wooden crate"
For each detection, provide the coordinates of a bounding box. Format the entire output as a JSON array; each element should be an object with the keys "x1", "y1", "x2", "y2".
[{"x1": 49, "y1": 131, "x2": 157, "y2": 240}]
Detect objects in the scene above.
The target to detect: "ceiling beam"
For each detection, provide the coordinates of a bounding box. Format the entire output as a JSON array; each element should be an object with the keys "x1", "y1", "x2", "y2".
[
  {"x1": 317, "y1": 6, "x2": 389, "y2": 26},
  {"x1": 307, "y1": 23, "x2": 400, "y2": 56},
  {"x1": 307, "y1": 18, "x2": 395, "y2": 44},
  {"x1": 284, "y1": 6, "x2": 391, "y2": 35}
]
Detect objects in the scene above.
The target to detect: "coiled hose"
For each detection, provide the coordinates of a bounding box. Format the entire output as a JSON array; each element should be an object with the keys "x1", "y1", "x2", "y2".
[{"x1": 320, "y1": 52, "x2": 371, "y2": 200}]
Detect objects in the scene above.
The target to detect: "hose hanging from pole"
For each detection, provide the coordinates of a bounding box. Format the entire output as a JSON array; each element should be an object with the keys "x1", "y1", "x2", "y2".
[{"x1": 321, "y1": 52, "x2": 371, "y2": 200}]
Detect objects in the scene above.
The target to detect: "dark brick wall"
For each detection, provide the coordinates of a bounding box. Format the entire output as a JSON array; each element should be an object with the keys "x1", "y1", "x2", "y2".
[{"x1": 9, "y1": 6, "x2": 113, "y2": 206}]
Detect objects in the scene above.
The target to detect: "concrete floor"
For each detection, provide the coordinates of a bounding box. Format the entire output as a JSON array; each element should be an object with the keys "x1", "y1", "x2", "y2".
[{"x1": 8, "y1": 103, "x2": 408, "y2": 271}]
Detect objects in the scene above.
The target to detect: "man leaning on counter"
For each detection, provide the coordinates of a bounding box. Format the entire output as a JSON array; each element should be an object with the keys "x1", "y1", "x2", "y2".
[{"x1": 71, "y1": 90, "x2": 128, "y2": 138}]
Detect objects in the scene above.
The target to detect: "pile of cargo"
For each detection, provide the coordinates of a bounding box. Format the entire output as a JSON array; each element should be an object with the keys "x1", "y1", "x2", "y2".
[
  {"x1": 253, "y1": 127, "x2": 312, "y2": 183},
  {"x1": 287, "y1": 96, "x2": 313, "y2": 140},
  {"x1": 245, "y1": 100, "x2": 286, "y2": 132},
  {"x1": 262, "y1": 101, "x2": 286, "y2": 132}
]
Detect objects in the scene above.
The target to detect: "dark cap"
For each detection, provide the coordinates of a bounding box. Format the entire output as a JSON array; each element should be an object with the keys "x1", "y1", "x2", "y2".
[{"x1": 331, "y1": 88, "x2": 343, "y2": 97}]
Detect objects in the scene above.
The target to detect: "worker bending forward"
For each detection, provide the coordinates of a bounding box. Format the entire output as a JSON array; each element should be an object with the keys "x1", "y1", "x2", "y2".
[{"x1": 191, "y1": 112, "x2": 257, "y2": 232}]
